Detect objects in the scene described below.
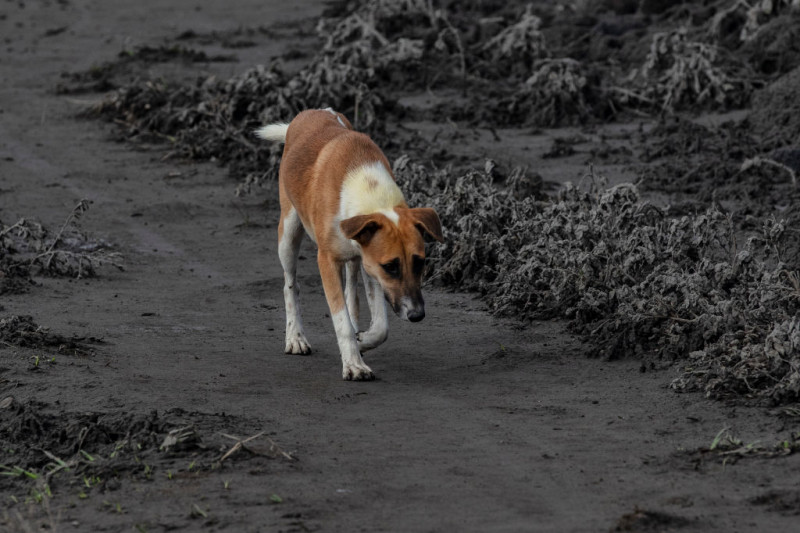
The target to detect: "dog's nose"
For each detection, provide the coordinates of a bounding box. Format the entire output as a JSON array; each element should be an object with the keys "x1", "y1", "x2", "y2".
[{"x1": 407, "y1": 308, "x2": 425, "y2": 322}]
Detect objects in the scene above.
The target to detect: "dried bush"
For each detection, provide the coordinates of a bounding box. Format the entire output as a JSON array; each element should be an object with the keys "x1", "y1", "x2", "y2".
[
  {"x1": 0, "y1": 200, "x2": 122, "y2": 292},
  {"x1": 90, "y1": 2, "x2": 430, "y2": 191},
  {"x1": 397, "y1": 157, "x2": 800, "y2": 404},
  {"x1": 317, "y1": 0, "x2": 429, "y2": 64},
  {"x1": 626, "y1": 27, "x2": 752, "y2": 112},
  {"x1": 501, "y1": 58, "x2": 600, "y2": 126},
  {"x1": 441, "y1": 2, "x2": 614, "y2": 127},
  {"x1": 93, "y1": 63, "x2": 377, "y2": 191},
  {"x1": 306, "y1": 0, "x2": 474, "y2": 90},
  {"x1": 479, "y1": 4, "x2": 546, "y2": 76}
]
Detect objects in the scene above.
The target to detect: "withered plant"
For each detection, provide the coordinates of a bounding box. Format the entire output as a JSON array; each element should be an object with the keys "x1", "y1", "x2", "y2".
[{"x1": 0, "y1": 199, "x2": 122, "y2": 292}]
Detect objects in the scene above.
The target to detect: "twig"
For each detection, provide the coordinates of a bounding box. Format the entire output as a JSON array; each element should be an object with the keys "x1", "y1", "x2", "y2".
[
  {"x1": 0, "y1": 219, "x2": 27, "y2": 239},
  {"x1": 218, "y1": 431, "x2": 294, "y2": 462},
  {"x1": 218, "y1": 431, "x2": 266, "y2": 463}
]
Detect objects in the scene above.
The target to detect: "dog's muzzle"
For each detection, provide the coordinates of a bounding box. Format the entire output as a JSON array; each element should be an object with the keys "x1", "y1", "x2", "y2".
[
  {"x1": 389, "y1": 294, "x2": 425, "y2": 322},
  {"x1": 406, "y1": 307, "x2": 425, "y2": 322}
]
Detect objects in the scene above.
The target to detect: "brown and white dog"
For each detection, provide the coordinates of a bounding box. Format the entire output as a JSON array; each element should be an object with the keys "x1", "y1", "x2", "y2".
[{"x1": 256, "y1": 108, "x2": 443, "y2": 381}]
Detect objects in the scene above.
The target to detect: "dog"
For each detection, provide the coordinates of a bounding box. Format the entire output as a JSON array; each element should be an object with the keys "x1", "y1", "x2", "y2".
[{"x1": 256, "y1": 108, "x2": 443, "y2": 381}]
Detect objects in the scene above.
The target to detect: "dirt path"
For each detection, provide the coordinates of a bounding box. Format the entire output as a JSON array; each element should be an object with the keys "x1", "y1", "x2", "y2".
[{"x1": 2, "y1": 1, "x2": 799, "y2": 532}]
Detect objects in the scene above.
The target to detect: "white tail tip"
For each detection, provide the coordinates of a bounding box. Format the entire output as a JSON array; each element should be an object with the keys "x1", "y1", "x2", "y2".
[{"x1": 254, "y1": 123, "x2": 289, "y2": 143}]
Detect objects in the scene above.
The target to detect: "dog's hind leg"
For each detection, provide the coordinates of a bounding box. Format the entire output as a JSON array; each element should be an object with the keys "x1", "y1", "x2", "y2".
[
  {"x1": 278, "y1": 205, "x2": 311, "y2": 355},
  {"x1": 357, "y1": 266, "x2": 388, "y2": 352},
  {"x1": 344, "y1": 259, "x2": 360, "y2": 332}
]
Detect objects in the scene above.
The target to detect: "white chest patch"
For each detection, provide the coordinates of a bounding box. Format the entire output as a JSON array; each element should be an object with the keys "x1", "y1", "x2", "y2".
[{"x1": 339, "y1": 162, "x2": 405, "y2": 225}]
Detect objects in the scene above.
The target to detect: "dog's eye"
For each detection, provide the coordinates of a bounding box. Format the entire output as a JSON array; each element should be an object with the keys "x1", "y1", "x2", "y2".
[
  {"x1": 381, "y1": 258, "x2": 400, "y2": 278},
  {"x1": 412, "y1": 255, "x2": 425, "y2": 276}
]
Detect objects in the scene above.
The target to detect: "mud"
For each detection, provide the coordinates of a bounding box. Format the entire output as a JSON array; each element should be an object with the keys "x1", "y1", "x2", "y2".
[{"x1": 2, "y1": 0, "x2": 800, "y2": 532}]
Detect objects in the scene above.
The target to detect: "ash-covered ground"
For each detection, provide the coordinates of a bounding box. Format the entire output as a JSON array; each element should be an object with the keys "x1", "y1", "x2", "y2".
[{"x1": 2, "y1": 1, "x2": 800, "y2": 531}]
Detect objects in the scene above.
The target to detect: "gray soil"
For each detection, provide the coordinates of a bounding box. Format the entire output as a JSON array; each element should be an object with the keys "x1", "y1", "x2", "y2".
[{"x1": 1, "y1": 1, "x2": 799, "y2": 532}]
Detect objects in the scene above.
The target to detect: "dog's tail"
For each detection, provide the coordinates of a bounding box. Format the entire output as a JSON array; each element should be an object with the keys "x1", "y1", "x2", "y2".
[{"x1": 254, "y1": 123, "x2": 289, "y2": 143}]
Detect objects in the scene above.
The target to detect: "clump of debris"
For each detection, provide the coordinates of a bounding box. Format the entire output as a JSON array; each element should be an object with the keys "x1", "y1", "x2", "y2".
[
  {"x1": 0, "y1": 315, "x2": 94, "y2": 356},
  {"x1": 1, "y1": 200, "x2": 122, "y2": 294},
  {"x1": 0, "y1": 400, "x2": 294, "y2": 500}
]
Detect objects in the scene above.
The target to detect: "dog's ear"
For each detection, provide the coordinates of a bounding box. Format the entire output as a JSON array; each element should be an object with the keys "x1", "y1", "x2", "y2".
[
  {"x1": 409, "y1": 208, "x2": 444, "y2": 243},
  {"x1": 341, "y1": 214, "x2": 382, "y2": 246}
]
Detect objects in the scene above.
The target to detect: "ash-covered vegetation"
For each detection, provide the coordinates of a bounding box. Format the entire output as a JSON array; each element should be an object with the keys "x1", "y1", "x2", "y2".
[
  {"x1": 401, "y1": 161, "x2": 800, "y2": 403},
  {"x1": 1, "y1": 200, "x2": 122, "y2": 294},
  {"x1": 74, "y1": 0, "x2": 800, "y2": 404},
  {"x1": 0, "y1": 315, "x2": 93, "y2": 356},
  {"x1": 0, "y1": 400, "x2": 294, "y2": 507},
  {"x1": 1, "y1": 201, "x2": 121, "y2": 355}
]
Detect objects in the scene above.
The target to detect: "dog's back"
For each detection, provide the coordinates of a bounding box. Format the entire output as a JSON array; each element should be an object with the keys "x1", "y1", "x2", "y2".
[{"x1": 262, "y1": 109, "x2": 393, "y2": 243}]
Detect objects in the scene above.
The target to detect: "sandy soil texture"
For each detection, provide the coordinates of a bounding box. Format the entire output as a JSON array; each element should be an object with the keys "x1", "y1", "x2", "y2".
[{"x1": 2, "y1": 1, "x2": 800, "y2": 532}]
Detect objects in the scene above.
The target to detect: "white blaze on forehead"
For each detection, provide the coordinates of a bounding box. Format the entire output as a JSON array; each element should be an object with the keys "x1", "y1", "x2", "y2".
[
  {"x1": 377, "y1": 208, "x2": 399, "y2": 225},
  {"x1": 339, "y1": 162, "x2": 405, "y2": 226}
]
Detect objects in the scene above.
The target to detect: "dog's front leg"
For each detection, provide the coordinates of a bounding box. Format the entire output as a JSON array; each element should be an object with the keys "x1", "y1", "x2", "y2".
[
  {"x1": 357, "y1": 266, "x2": 388, "y2": 352},
  {"x1": 318, "y1": 251, "x2": 374, "y2": 381},
  {"x1": 344, "y1": 259, "x2": 360, "y2": 331}
]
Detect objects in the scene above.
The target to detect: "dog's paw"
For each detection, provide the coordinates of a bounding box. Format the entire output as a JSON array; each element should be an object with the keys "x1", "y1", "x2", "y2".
[
  {"x1": 342, "y1": 361, "x2": 375, "y2": 381},
  {"x1": 285, "y1": 334, "x2": 311, "y2": 355}
]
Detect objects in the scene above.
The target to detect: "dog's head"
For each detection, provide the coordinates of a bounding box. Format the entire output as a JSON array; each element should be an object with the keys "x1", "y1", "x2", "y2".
[{"x1": 341, "y1": 207, "x2": 443, "y2": 322}]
